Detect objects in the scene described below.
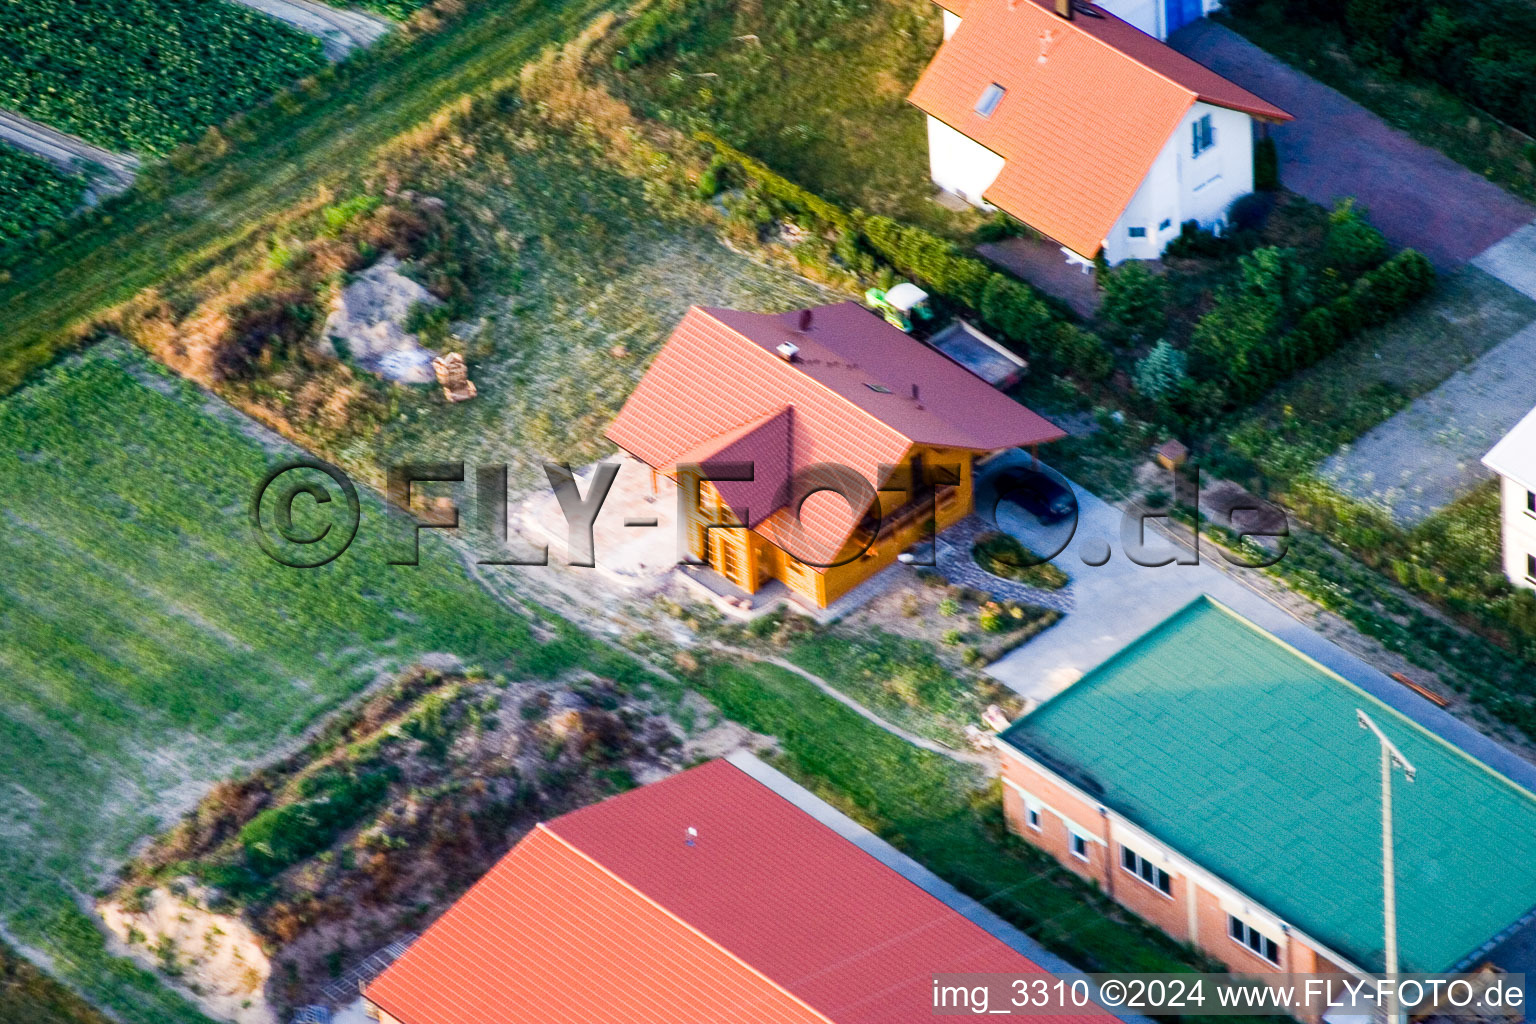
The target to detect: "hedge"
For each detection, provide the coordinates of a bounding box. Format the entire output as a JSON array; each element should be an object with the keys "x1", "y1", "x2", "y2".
[
  {"x1": 700, "y1": 134, "x2": 1109, "y2": 378},
  {"x1": 1237, "y1": 248, "x2": 1434, "y2": 401}
]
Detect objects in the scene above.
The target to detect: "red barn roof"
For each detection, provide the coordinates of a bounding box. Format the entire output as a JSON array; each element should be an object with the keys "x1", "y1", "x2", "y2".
[
  {"x1": 909, "y1": 0, "x2": 1291, "y2": 258},
  {"x1": 606, "y1": 302, "x2": 1064, "y2": 566},
  {"x1": 367, "y1": 760, "x2": 1096, "y2": 1024}
]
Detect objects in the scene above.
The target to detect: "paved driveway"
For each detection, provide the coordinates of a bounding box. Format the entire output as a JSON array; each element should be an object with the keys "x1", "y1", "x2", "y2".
[
  {"x1": 980, "y1": 460, "x2": 1536, "y2": 793},
  {"x1": 1171, "y1": 21, "x2": 1535, "y2": 268}
]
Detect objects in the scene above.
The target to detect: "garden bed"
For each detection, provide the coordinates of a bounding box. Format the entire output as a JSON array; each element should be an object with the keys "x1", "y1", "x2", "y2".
[{"x1": 972, "y1": 530, "x2": 1069, "y2": 591}]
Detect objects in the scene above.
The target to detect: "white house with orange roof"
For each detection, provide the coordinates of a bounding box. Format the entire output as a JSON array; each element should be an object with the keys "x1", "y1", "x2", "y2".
[
  {"x1": 1483, "y1": 406, "x2": 1536, "y2": 592},
  {"x1": 911, "y1": 0, "x2": 1292, "y2": 264}
]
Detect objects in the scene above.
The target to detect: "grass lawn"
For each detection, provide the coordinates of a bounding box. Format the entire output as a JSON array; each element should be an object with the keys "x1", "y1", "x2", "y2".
[
  {"x1": 614, "y1": 0, "x2": 965, "y2": 232},
  {"x1": 369, "y1": 119, "x2": 838, "y2": 492},
  {"x1": 0, "y1": 346, "x2": 588, "y2": 1022},
  {"x1": 1218, "y1": 265, "x2": 1536, "y2": 485},
  {"x1": 686, "y1": 655, "x2": 1236, "y2": 977},
  {"x1": 1217, "y1": 7, "x2": 1536, "y2": 202},
  {"x1": 0, "y1": 0, "x2": 610, "y2": 395}
]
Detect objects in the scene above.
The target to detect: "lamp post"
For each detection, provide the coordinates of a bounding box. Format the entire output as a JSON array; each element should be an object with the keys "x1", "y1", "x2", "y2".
[{"x1": 1357, "y1": 709, "x2": 1416, "y2": 1024}]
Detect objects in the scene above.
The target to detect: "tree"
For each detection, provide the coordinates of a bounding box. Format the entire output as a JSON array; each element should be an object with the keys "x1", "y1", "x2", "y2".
[
  {"x1": 1100, "y1": 261, "x2": 1167, "y2": 344},
  {"x1": 1133, "y1": 340, "x2": 1188, "y2": 401}
]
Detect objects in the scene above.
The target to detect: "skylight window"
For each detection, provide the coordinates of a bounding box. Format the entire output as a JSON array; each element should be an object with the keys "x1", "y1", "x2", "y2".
[
  {"x1": 865, "y1": 383, "x2": 893, "y2": 393},
  {"x1": 974, "y1": 83, "x2": 1006, "y2": 117}
]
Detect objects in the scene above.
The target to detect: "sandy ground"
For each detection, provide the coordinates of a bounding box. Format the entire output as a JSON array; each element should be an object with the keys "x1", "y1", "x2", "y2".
[{"x1": 228, "y1": 0, "x2": 390, "y2": 59}]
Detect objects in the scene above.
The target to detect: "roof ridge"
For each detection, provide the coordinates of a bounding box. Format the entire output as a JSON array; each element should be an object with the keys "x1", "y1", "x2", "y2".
[
  {"x1": 1047, "y1": 0, "x2": 1200, "y2": 107},
  {"x1": 536, "y1": 820, "x2": 840, "y2": 1024},
  {"x1": 700, "y1": 305, "x2": 917, "y2": 446}
]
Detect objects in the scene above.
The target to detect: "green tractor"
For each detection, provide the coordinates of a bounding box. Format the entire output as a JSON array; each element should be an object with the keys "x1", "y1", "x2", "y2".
[{"x1": 864, "y1": 282, "x2": 932, "y2": 333}]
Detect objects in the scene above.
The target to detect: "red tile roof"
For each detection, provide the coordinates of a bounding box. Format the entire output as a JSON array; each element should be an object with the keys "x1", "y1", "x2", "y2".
[
  {"x1": 367, "y1": 760, "x2": 1097, "y2": 1024},
  {"x1": 606, "y1": 302, "x2": 1064, "y2": 566},
  {"x1": 909, "y1": 0, "x2": 1291, "y2": 258}
]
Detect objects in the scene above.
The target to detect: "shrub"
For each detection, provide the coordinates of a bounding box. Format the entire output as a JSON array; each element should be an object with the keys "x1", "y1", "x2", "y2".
[
  {"x1": 1164, "y1": 220, "x2": 1231, "y2": 258},
  {"x1": 1100, "y1": 261, "x2": 1167, "y2": 344},
  {"x1": 1323, "y1": 199, "x2": 1389, "y2": 279},
  {"x1": 975, "y1": 212, "x2": 1028, "y2": 243},
  {"x1": 980, "y1": 275, "x2": 1057, "y2": 352},
  {"x1": 1253, "y1": 136, "x2": 1280, "y2": 191},
  {"x1": 1133, "y1": 340, "x2": 1188, "y2": 401},
  {"x1": 1051, "y1": 324, "x2": 1113, "y2": 381},
  {"x1": 972, "y1": 531, "x2": 1069, "y2": 590}
]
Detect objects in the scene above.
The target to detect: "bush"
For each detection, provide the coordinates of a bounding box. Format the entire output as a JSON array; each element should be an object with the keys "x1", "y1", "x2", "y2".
[
  {"x1": 972, "y1": 532, "x2": 1069, "y2": 590},
  {"x1": 1051, "y1": 324, "x2": 1113, "y2": 381},
  {"x1": 1164, "y1": 220, "x2": 1231, "y2": 258},
  {"x1": 1253, "y1": 136, "x2": 1280, "y2": 191},
  {"x1": 699, "y1": 133, "x2": 854, "y2": 234},
  {"x1": 1100, "y1": 261, "x2": 1167, "y2": 344},
  {"x1": 1323, "y1": 199, "x2": 1388, "y2": 279},
  {"x1": 1133, "y1": 340, "x2": 1188, "y2": 401},
  {"x1": 980, "y1": 275, "x2": 1057, "y2": 351},
  {"x1": 863, "y1": 215, "x2": 992, "y2": 308}
]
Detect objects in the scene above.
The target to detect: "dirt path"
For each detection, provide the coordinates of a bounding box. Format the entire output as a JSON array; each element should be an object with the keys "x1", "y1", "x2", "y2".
[
  {"x1": 228, "y1": 0, "x2": 390, "y2": 59},
  {"x1": 0, "y1": 109, "x2": 138, "y2": 196},
  {"x1": 709, "y1": 644, "x2": 996, "y2": 768}
]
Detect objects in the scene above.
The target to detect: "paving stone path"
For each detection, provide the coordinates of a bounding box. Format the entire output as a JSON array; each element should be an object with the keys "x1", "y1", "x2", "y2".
[{"x1": 937, "y1": 516, "x2": 1076, "y2": 614}]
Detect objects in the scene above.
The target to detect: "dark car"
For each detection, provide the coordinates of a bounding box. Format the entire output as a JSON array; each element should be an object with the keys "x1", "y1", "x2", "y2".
[{"x1": 992, "y1": 466, "x2": 1077, "y2": 524}]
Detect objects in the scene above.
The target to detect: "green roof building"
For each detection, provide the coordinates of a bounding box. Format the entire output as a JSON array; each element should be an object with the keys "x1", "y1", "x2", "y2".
[{"x1": 998, "y1": 596, "x2": 1536, "y2": 976}]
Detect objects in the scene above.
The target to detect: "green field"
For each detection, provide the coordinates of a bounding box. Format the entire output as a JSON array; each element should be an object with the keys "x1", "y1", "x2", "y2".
[
  {"x1": 0, "y1": 0, "x2": 609, "y2": 395},
  {"x1": 0, "y1": 0, "x2": 325, "y2": 155},
  {"x1": 0, "y1": 145, "x2": 85, "y2": 249},
  {"x1": 0, "y1": 346, "x2": 586, "y2": 1022}
]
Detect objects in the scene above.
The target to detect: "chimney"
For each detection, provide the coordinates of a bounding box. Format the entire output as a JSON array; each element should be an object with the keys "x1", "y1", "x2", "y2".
[
  {"x1": 911, "y1": 383, "x2": 920, "y2": 401},
  {"x1": 1055, "y1": 0, "x2": 1073, "y2": 18},
  {"x1": 797, "y1": 308, "x2": 813, "y2": 332},
  {"x1": 776, "y1": 341, "x2": 800, "y2": 362}
]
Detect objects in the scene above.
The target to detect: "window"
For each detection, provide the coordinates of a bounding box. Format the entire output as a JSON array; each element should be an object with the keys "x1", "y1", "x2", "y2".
[
  {"x1": 1527, "y1": 490, "x2": 1535, "y2": 514},
  {"x1": 1527, "y1": 554, "x2": 1535, "y2": 582},
  {"x1": 975, "y1": 83, "x2": 1006, "y2": 117},
  {"x1": 1121, "y1": 846, "x2": 1173, "y2": 896},
  {"x1": 1192, "y1": 114, "x2": 1215, "y2": 156},
  {"x1": 1128, "y1": 226, "x2": 1146, "y2": 239},
  {"x1": 1027, "y1": 807, "x2": 1042, "y2": 831},
  {"x1": 1229, "y1": 916, "x2": 1280, "y2": 965},
  {"x1": 1159, "y1": 218, "x2": 1172, "y2": 231},
  {"x1": 1070, "y1": 832, "x2": 1089, "y2": 861}
]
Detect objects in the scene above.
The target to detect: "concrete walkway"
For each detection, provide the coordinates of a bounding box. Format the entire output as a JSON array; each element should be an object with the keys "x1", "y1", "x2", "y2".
[
  {"x1": 726, "y1": 750, "x2": 1158, "y2": 1024},
  {"x1": 982, "y1": 465, "x2": 1536, "y2": 795},
  {"x1": 1319, "y1": 318, "x2": 1536, "y2": 523},
  {"x1": 1170, "y1": 20, "x2": 1535, "y2": 269}
]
